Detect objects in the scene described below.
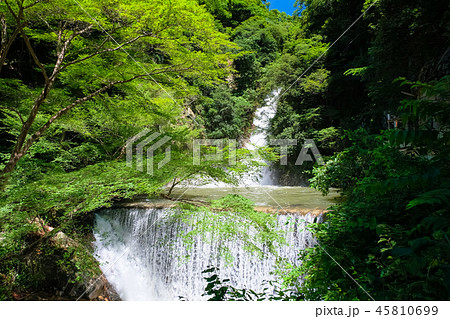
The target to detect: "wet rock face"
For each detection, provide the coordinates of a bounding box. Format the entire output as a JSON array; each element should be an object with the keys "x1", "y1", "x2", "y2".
[
  {"x1": 21, "y1": 278, "x2": 121, "y2": 301},
  {"x1": 22, "y1": 228, "x2": 121, "y2": 301},
  {"x1": 24, "y1": 250, "x2": 121, "y2": 300},
  {"x1": 89, "y1": 277, "x2": 122, "y2": 301},
  {"x1": 268, "y1": 167, "x2": 310, "y2": 186},
  {"x1": 68, "y1": 274, "x2": 121, "y2": 301},
  {"x1": 23, "y1": 244, "x2": 71, "y2": 296}
]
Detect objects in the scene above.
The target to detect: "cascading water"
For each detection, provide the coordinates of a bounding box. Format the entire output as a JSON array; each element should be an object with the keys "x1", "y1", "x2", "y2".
[
  {"x1": 92, "y1": 88, "x2": 330, "y2": 301},
  {"x1": 190, "y1": 90, "x2": 280, "y2": 188},
  {"x1": 241, "y1": 90, "x2": 280, "y2": 186},
  {"x1": 93, "y1": 207, "x2": 321, "y2": 301}
]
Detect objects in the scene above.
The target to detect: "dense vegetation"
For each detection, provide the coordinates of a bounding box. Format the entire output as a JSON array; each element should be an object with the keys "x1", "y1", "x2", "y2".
[
  {"x1": 1, "y1": 0, "x2": 449, "y2": 301},
  {"x1": 0, "y1": 0, "x2": 266, "y2": 300},
  {"x1": 283, "y1": 0, "x2": 450, "y2": 301},
  {"x1": 201, "y1": 0, "x2": 450, "y2": 301}
]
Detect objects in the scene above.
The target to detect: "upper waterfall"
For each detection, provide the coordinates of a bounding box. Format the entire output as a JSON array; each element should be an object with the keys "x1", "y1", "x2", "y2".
[
  {"x1": 183, "y1": 89, "x2": 280, "y2": 188},
  {"x1": 240, "y1": 89, "x2": 280, "y2": 186}
]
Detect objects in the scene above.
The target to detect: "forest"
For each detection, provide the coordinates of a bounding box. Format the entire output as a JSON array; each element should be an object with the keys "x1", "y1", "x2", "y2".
[{"x1": 0, "y1": 0, "x2": 449, "y2": 301}]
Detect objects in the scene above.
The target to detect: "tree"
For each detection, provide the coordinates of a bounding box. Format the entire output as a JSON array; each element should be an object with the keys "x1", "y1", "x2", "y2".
[
  {"x1": 0, "y1": 0, "x2": 236, "y2": 190},
  {"x1": 199, "y1": 0, "x2": 268, "y2": 29},
  {"x1": 300, "y1": 77, "x2": 450, "y2": 300}
]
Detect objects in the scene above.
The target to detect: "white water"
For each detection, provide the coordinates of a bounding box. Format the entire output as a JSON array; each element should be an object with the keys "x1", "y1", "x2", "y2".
[
  {"x1": 189, "y1": 90, "x2": 279, "y2": 188},
  {"x1": 240, "y1": 89, "x2": 280, "y2": 186},
  {"x1": 93, "y1": 207, "x2": 320, "y2": 301},
  {"x1": 92, "y1": 89, "x2": 323, "y2": 300}
]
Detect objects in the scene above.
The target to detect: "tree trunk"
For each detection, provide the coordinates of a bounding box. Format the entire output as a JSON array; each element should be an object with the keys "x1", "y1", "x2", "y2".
[{"x1": 0, "y1": 153, "x2": 20, "y2": 192}]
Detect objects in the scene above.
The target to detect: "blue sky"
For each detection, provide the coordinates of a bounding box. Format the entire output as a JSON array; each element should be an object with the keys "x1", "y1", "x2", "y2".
[{"x1": 266, "y1": 0, "x2": 298, "y2": 15}]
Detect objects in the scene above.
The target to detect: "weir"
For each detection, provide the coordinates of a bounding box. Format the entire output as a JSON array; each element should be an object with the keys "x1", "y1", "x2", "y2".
[{"x1": 94, "y1": 207, "x2": 322, "y2": 301}]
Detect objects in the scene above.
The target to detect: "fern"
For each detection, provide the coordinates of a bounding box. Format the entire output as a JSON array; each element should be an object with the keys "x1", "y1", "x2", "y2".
[{"x1": 407, "y1": 189, "x2": 450, "y2": 210}]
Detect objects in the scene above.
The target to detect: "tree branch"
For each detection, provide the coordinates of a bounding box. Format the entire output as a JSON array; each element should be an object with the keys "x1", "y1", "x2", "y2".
[
  {"x1": 20, "y1": 62, "x2": 193, "y2": 156},
  {"x1": 0, "y1": 19, "x2": 20, "y2": 73},
  {"x1": 49, "y1": 24, "x2": 93, "y2": 81},
  {"x1": 0, "y1": 3, "x2": 24, "y2": 73},
  {"x1": 1, "y1": 14, "x2": 7, "y2": 48},
  {"x1": 0, "y1": 106, "x2": 24, "y2": 124},
  {"x1": 20, "y1": 74, "x2": 151, "y2": 156},
  {"x1": 5, "y1": 0, "x2": 49, "y2": 83},
  {"x1": 0, "y1": 23, "x2": 22, "y2": 64},
  {"x1": 59, "y1": 32, "x2": 154, "y2": 72},
  {"x1": 19, "y1": 28, "x2": 50, "y2": 83},
  {"x1": 4, "y1": 0, "x2": 18, "y2": 20},
  {"x1": 11, "y1": 107, "x2": 24, "y2": 124},
  {"x1": 23, "y1": 0, "x2": 43, "y2": 10}
]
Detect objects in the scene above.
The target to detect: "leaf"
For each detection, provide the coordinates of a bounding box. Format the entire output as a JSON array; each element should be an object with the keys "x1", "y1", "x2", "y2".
[
  {"x1": 409, "y1": 237, "x2": 431, "y2": 251},
  {"x1": 391, "y1": 247, "x2": 414, "y2": 257},
  {"x1": 407, "y1": 189, "x2": 450, "y2": 210}
]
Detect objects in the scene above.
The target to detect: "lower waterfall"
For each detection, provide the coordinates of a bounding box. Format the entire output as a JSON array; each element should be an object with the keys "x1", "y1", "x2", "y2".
[{"x1": 93, "y1": 207, "x2": 321, "y2": 301}]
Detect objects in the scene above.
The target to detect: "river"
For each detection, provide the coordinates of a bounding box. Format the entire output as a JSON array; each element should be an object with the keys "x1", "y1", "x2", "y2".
[{"x1": 92, "y1": 91, "x2": 336, "y2": 300}]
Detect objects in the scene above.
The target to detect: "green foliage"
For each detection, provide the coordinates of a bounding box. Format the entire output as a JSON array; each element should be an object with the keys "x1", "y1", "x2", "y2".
[
  {"x1": 0, "y1": 0, "x2": 273, "y2": 299},
  {"x1": 292, "y1": 0, "x2": 450, "y2": 133},
  {"x1": 201, "y1": 266, "x2": 302, "y2": 300},
  {"x1": 169, "y1": 194, "x2": 287, "y2": 263},
  {"x1": 406, "y1": 189, "x2": 450, "y2": 210},
  {"x1": 292, "y1": 77, "x2": 450, "y2": 300},
  {"x1": 196, "y1": 85, "x2": 253, "y2": 139},
  {"x1": 0, "y1": 0, "x2": 239, "y2": 182},
  {"x1": 231, "y1": 16, "x2": 287, "y2": 92},
  {"x1": 202, "y1": 266, "x2": 264, "y2": 300},
  {"x1": 199, "y1": 0, "x2": 268, "y2": 29}
]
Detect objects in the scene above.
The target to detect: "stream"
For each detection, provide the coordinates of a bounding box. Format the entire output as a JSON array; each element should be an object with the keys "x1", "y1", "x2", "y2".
[{"x1": 93, "y1": 91, "x2": 336, "y2": 300}]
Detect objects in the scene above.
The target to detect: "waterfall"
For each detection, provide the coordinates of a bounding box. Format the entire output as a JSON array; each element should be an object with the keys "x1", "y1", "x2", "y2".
[
  {"x1": 92, "y1": 89, "x2": 325, "y2": 301},
  {"x1": 241, "y1": 89, "x2": 280, "y2": 186},
  {"x1": 93, "y1": 207, "x2": 320, "y2": 301},
  {"x1": 179, "y1": 89, "x2": 280, "y2": 188}
]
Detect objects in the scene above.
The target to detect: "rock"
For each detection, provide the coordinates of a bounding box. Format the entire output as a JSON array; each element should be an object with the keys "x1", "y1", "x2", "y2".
[
  {"x1": 50, "y1": 231, "x2": 76, "y2": 249},
  {"x1": 88, "y1": 276, "x2": 121, "y2": 301},
  {"x1": 23, "y1": 226, "x2": 121, "y2": 301},
  {"x1": 68, "y1": 272, "x2": 121, "y2": 301}
]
